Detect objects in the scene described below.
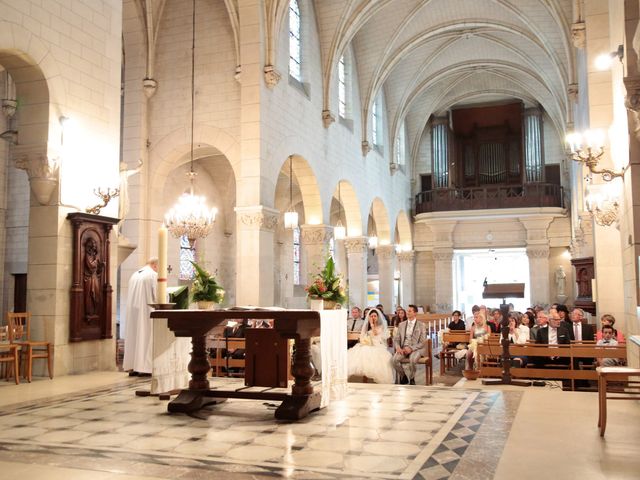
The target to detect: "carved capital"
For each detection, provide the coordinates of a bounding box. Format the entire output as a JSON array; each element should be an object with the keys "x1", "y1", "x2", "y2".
[
  {"x1": 344, "y1": 236, "x2": 368, "y2": 255},
  {"x1": 361, "y1": 140, "x2": 371, "y2": 156},
  {"x1": 389, "y1": 162, "x2": 399, "y2": 175},
  {"x1": 142, "y1": 78, "x2": 157, "y2": 98},
  {"x1": 300, "y1": 224, "x2": 333, "y2": 245},
  {"x1": 235, "y1": 205, "x2": 279, "y2": 232},
  {"x1": 432, "y1": 249, "x2": 453, "y2": 262},
  {"x1": 12, "y1": 146, "x2": 60, "y2": 205},
  {"x1": 2, "y1": 98, "x2": 17, "y2": 118},
  {"x1": 568, "y1": 83, "x2": 578, "y2": 103},
  {"x1": 234, "y1": 65, "x2": 242, "y2": 83},
  {"x1": 322, "y1": 110, "x2": 335, "y2": 128},
  {"x1": 624, "y1": 76, "x2": 640, "y2": 112},
  {"x1": 526, "y1": 245, "x2": 550, "y2": 259},
  {"x1": 397, "y1": 250, "x2": 415, "y2": 262},
  {"x1": 571, "y1": 21, "x2": 586, "y2": 49},
  {"x1": 376, "y1": 245, "x2": 395, "y2": 260},
  {"x1": 264, "y1": 65, "x2": 281, "y2": 89}
]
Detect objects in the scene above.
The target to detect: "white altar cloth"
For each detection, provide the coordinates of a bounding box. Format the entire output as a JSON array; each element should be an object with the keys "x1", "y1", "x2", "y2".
[
  {"x1": 151, "y1": 317, "x2": 191, "y2": 394},
  {"x1": 319, "y1": 309, "x2": 348, "y2": 407}
]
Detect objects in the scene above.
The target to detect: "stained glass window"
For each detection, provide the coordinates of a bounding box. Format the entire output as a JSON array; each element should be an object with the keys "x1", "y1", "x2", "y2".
[
  {"x1": 179, "y1": 235, "x2": 196, "y2": 280},
  {"x1": 289, "y1": 0, "x2": 302, "y2": 81},
  {"x1": 338, "y1": 55, "x2": 347, "y2": 118},
  {"x1": 293, "y1": 226, "x2": 301, "y2": 285}
]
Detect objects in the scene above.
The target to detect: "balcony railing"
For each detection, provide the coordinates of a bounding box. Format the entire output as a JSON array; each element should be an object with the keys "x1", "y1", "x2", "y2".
[{"x1": 415, "y1": 183, "x2": 564, "y2": 214}]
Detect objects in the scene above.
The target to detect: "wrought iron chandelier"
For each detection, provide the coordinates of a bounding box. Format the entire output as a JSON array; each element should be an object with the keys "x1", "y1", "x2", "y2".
[
  {"x1": 284, "y1": 155, "x2": 298, "y2": 229},
  {"x1": 165, "y1": 0, "x2": 216, "y2": 244}
]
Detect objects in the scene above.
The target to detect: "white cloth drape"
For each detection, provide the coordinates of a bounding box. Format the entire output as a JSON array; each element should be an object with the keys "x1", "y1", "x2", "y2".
[
  {"x1": 319, "y1": 309, "x2": 348, "y2": 408},
  {"x1": 151, "y1": 318, "x2": 191, "y2": 394}
]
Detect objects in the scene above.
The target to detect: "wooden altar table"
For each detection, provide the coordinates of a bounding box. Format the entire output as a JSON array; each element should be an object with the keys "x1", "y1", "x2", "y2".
[{"x1": 150, "y1": 308, "x2": 321, "y2": 420}]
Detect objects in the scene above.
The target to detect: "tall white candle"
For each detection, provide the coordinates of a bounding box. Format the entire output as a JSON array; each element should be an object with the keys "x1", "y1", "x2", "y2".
[{"x1": 158, "y1": 223, "x2": 168, "y2": 304}]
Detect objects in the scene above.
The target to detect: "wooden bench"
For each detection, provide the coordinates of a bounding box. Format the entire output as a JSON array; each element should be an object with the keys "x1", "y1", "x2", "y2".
[
  {"x1": 478, "y1": 343, "x2": 627, "y2": 389},
  {"x1": 597, "y1": 366, "x2": 640, "y2": 436},
  {"x1": 209, "y1": 337, "x2": 246, "y2": 377}
]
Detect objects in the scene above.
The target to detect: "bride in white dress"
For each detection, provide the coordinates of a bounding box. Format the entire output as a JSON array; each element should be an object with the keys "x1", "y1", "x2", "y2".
[{"x1": 347, "y1": 308, "x2": 394, "y2": 384}]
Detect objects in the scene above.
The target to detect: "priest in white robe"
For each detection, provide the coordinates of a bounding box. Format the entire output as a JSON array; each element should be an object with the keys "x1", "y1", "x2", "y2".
[{"x1": 123, "y1": 258, "x2": 158, "y2": 374}]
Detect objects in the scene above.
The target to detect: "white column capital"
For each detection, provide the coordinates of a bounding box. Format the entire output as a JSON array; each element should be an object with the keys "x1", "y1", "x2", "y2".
[
  {"x1": 376, "y1": 244, "x2": 396, "y2": 260},
  {"x1": 12, "y1": 144, "x2": 60, "y2": 205},
  {"x1": 432, "y1": 248, "x2": 454, "y2": 262},
  {"x1": 526, "y1": 245, "x2": 550, "y2": 259},
  {"x1": 300, "y1": 224, "x2": 333, "y2": 245},
  {"x1": 397, "y1": 250, "x2": 415, "y2": 262},
  {"x1": 234, "y1": 205, "x2": 279, "y2": 232},
  {"x1": 344, "y1": 236, "x2": 368, "y2": 255}
]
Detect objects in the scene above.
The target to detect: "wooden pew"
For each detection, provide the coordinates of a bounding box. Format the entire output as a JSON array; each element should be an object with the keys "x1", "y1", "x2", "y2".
[
  {"x1": 439, "y1": 331, "x2": 471, "y2": 376},
  {"x1": 477, "y1": 343, "x2": 627, "y2": 389}
]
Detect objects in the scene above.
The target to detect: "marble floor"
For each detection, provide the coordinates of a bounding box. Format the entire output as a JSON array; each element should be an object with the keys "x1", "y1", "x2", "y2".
[{"x1": 0, "y1": 373, "x2": 638, "y2": 480}]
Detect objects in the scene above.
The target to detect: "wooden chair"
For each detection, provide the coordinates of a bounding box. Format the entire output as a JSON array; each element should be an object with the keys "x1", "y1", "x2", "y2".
[
  {"x1": 597, "y1": 366, "x2": 640, "y2": 436},
  {"x1": 399, "y1": 338, "x2": 433, "y2": 385},
  {"x1": 438, "y1": 331, "x2": 470, "y2": 375},
  {"x1": 0, "y1": 326, "x2": 20, "y2": 384},
  {"x1": 7, "y1": 312, "x2": 53, "y2": 382}
]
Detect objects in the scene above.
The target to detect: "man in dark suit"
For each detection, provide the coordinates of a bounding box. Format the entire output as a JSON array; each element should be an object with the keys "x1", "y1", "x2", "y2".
[
  {"x1": 535, "y1": 310, "x2": 571, "y2": 366},
  {"x1": 567, "y1": 307, "x2": 595, "y2": 341}
]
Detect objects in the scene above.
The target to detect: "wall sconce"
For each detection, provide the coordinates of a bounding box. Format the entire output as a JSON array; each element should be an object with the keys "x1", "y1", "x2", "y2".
[
  {"x1": 565, "y1": 129, "x2": 627, "y2": 181},
  {"x1": 284, "y1": 155, "x2": 298, "y2": 229},
  {"x1": 595, "y1": 44, "x2": 624, "y2": 71},
  {"x1": 585, "y1": 183, "x2": 620, "y2": 227},
  {"x1": 368, "y1": 235, "x2": 378, "y2": 250}
]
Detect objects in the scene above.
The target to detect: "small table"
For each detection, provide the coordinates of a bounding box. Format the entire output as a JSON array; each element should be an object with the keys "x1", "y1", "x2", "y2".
[{"x1": 150, "y1": 308, "x2": 321, "y2": 421}]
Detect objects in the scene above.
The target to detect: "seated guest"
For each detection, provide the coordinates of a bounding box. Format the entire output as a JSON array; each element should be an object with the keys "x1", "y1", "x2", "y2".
[
  {"x1": 535, "y1": 310, "x2": 571, "y2": 366},
  {"x1": 522, "y1": 311, "x2": 535, "y2": 330},
  {"x1": 507, "y1": 312, "x2": 528, "y2": 344},
  {"x1": 347, "y1": 308, "x2": 394, "y2": 384},
  {"x1": 392, "y1": 304, "x2": 427, "y2": 385},
  {"x1": 568, "y1": 307, "x2": 595, "y2": 342},
  {"x1": 596, "y1": 325, "x2": 623, "y2": 367},
  {"x1": 466, "y1": 304, "x2": 481, "y2": 329},
  {"x1": 465, "y1": 311, "x2": 491, "y2": 370},
  {"x1": 348, "y1": 306, "x2": 364, "y2": 332},
  {"x1": 488, "y1": 308, "x2": 502, "y2": 333},
  {"x1": 596, "y1": 314, "x2": 626, "y2": 343},
  {"x1": 530, "y1": 310, "x2": 549, "y2": 341},
  {"x1": 376, "y1": 304, "x2": 389, "y2": 323},
  {"x1": 556, "y1": 304, "x2": 570, "y2": 331},
  {"x1": 390, "y1": 307, "x2": 407, "y2": 328},
  {"x1": 448, "y1": 310, "x2": 466, "y2": 331}
]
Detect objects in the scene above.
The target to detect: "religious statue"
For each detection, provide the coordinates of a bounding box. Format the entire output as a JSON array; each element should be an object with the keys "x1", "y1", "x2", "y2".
[
  {"x1": 119, "y1": 160, "x2": 143, "y2": 221},
  {"x1": 555, "y1": 265, "x2": 566, "y2": 297},
  {"x1": 83, "y1": 237, "x2": 104, "y2": 318}
]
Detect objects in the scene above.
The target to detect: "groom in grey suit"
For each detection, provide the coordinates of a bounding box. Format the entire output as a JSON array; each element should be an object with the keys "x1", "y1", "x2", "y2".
[{"x1": 392, "y1": 304, "x2": 427, "y2": 385}]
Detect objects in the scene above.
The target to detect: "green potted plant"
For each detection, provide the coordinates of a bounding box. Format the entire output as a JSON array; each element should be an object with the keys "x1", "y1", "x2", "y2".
[
  {"x1": 189, "y1": 261, "x2": 224, "y2": 309},
  {"x1": 305, "y1": 256, "x2": 347, "y2": 309}
]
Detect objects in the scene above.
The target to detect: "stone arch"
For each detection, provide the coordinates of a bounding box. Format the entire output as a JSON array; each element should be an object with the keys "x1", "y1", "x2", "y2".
[
  {"x1": 333, "y1": 180, "x2": 362, "y2": 237},
  {"x1": 394, "y1": 210, "x2": 412, "y2": 248},
  {"x1": 274, "y1": 155, "x2": 323, "y2": 226},
  {"x1": 368, "y1": 197, "x2": 391, "y2": 245}
]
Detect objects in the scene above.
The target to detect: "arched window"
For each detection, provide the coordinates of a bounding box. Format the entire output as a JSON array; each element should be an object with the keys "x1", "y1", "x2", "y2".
[
  {"x1": 372, "y1": 100, "x2": 380, "y2": 146},
  {"x1": 179, "y1": 236, "x2": 196, "y2": 280},
  {"x1": 338, "y1": 55, "x2": 347, "y2": 118},
  {"x1": 289, "y1": 0, "x2": 302, "y2": 81},
  {"x1": 293, "y1": 225, "x2": 301, "y2": 285},
  {"x1": 395, "y1": 122, "x2": 406, "y2": 166}
]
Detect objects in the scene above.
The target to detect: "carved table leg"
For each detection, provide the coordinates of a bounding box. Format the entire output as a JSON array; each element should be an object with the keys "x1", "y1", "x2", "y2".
[
  {"x1": 275, "y1": 337, "x2": 321, "y2": 420},
  {"x1": 167, "y1": 333, "x2": 212, "y2": 413}
]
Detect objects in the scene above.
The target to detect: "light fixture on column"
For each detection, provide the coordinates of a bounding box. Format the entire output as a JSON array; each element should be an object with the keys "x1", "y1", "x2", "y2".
[
  {"x1": 334, "y1": 181, "x2": 346, "y2": 239},
  {"x1": 584, "y1": 183, "x2": 619, "y2": 227},
  {"x1": 595, "y1": 44, "x2": 623, "y2": 71},
  {"x1": 368, "y1": 235, "x2": 378, "y2": 250},
  {"x1": 284, "y1": 155, "x2": 298, "y2": 229},
  {"x1": 2, "y1": 70, "x2": 17, "y2": 118},
  {"x1": 565, "y1": 129, "x2": 627, "y2": 181},
  {"x1": 164, "y1": 0, "x2": 216, "y2": 245}
]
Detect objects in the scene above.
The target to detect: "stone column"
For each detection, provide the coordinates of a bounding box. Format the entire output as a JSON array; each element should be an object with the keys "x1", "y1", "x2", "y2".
[
  {"x1": 344, "y1": 237, "x2": 368, "y2": 309},
  {"x1": 521, "y1": 217, "x2": 554, "y2": 306},
  {"x1": 377, "y1": 245, "x2": 396, "y2": 311},
  {"x1": 300, "y1": 224, "x2": 333, "y2": 280},
  {"x1": 398, "y1": 250, "x2": 415, "y2": 307},
  {"x1": 235, "y1": 205, "x2": 278, "y2": 306},
  {"x1": 433, "y1": 248, "x2": 454, "y2": 312}
]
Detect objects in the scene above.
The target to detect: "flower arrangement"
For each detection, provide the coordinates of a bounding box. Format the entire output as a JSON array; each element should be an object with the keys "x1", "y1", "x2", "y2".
[
  {"x1": 305, "y1": 256, "x2": 347, "y2": 306},
  {"x1": 189, "y1": 261, "x2": 224, "y2": 304}
]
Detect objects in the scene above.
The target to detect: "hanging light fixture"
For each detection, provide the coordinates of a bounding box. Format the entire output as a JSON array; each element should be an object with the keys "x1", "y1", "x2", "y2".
[
  {"x1": 284, "y1": 155, "x2": 298, "y2": 229},
  {"x1": 334, "y1": 181, "x2": 346, "y2": 239},
  {"x1": 165, "y1": 0, "x2": 216, "y2": 245}
]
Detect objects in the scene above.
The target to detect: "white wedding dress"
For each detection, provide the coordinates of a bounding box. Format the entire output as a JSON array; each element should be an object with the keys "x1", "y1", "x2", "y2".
[{"x1": 347, "y1": 327, "x2": 394, "y2": 384}]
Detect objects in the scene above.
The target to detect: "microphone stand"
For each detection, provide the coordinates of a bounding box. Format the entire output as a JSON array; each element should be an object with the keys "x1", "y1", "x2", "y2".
[{"x1": 482, "y1": 300, "x2": 531, "y2": 387}]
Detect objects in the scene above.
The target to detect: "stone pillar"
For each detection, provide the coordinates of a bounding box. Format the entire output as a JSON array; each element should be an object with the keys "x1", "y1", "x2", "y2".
[
  {"x1": 521, "y1": 217, "x2": 554, "y2": 306},
  {"x1": 235, "y1": 205, "x2": 278, "y2": 306},
  {"x1": 300, "y1": 224, "x2": 333, "y2": 279},
  {"x1": 377, "y1": 245, "x2": 396, "y2": 311},
  {"x1": 344, "y1": 237, "x2": 368, "y2": 309},
  {"x1": 433, "y1": 248, "x2": 454, "y2": 312},
  {"x1": 398, "y1": 250, "x2": 415, "y2": 307}
]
